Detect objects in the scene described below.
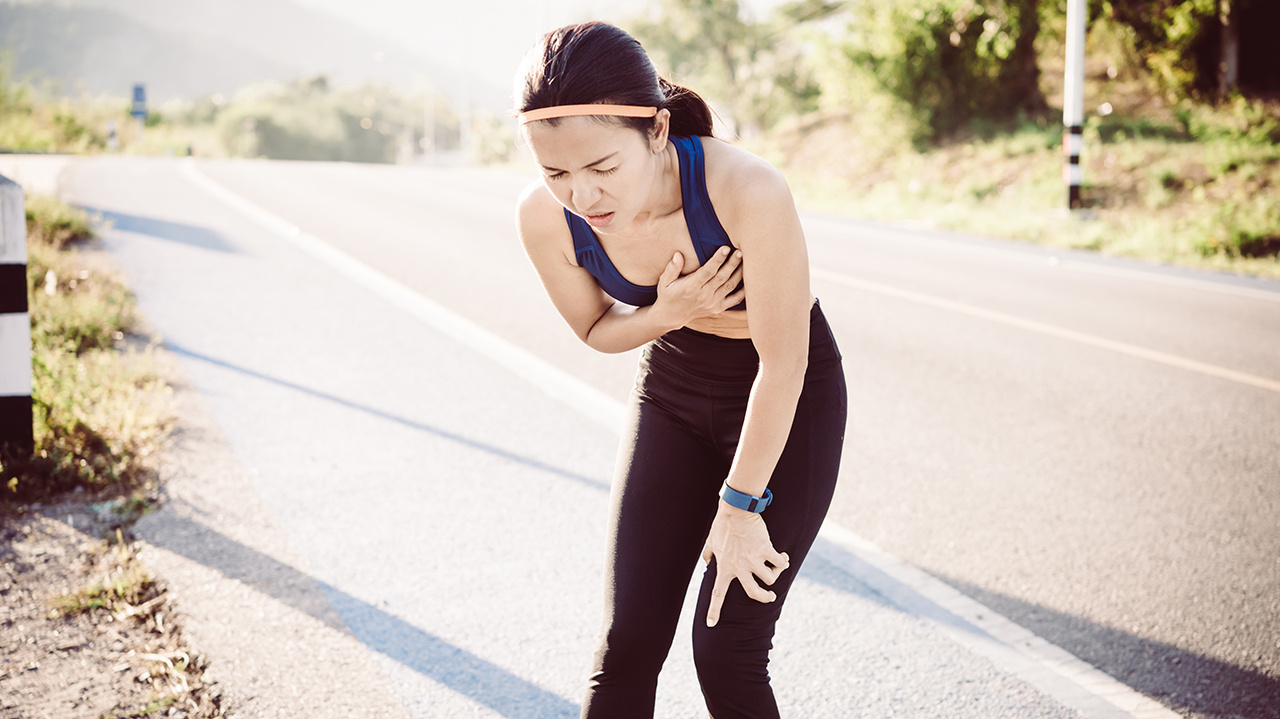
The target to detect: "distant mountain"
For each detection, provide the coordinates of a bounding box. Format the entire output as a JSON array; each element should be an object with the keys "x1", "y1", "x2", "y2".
[{"x1": 0, "y1": 0, "x2": 491, "y2": 102}]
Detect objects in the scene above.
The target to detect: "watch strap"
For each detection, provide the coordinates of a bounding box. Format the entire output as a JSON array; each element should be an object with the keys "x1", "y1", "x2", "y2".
[{"x1": 719, "y1": 483, "x2": 772, "y2": 513}]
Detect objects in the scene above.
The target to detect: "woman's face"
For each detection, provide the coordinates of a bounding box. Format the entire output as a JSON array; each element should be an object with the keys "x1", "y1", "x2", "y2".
[{"x1": 525, "y1": 116, "x2": 666, "y2": 234}]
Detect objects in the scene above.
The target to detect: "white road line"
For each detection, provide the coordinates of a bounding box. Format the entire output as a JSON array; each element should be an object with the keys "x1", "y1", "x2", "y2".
[
  {"x1": 816, "y1": 525, "x2": 1180, "y2": 719},
  {"x1": 180, "y1": 160, "x2": 626, "y2": 434},
  {"x1": 183, "y1": 158, "x2": 1178, "y2": 719},
  {"x1": 803, "y1": 216, "x2": 1280, "y2": 303},
  {"x1": 813, "y1": 268, "x2": 1280, "y2": 394}
]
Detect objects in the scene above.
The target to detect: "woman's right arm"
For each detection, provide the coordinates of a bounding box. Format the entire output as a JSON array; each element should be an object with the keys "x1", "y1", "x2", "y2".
[{"x1": 516, "y1": 183, "x2": 742, "y2": 354}]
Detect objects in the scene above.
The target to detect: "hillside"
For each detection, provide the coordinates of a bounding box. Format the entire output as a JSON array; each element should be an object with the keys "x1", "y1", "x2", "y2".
[{"x1": 0, "y1": 0, "x2": 463, "y2": 100}]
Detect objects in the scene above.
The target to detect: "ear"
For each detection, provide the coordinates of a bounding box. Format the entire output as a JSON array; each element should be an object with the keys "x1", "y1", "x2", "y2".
[{"x1": 649, "y1": 108, "x2": 671, "y2": 153}]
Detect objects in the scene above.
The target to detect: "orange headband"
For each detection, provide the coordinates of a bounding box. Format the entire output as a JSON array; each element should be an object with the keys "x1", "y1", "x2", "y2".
[{"x1": 519, "y1": 104, "x2": 659, "y2": 125}]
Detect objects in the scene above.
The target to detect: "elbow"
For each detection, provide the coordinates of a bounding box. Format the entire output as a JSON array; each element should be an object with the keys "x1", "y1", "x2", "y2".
[
  {"x1": 581, "y1": 325, "x2": 627, "y2": 354},
  {"x1": 581, "y1": 304, "x2": 641, "y2": 354},
  {"x1": 759, "y1": 350, "x2": 808, "y2": 389},
  {"x1": 585, "y1": 335, "x2": 639, "y2": 354}
]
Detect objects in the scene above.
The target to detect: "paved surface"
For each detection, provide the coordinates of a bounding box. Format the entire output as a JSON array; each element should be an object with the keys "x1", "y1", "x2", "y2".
[
  {"x1": 175, "y1": 155, "x2": 1280, "y2": 718},
  {"x1": 60, "y1": 155, "x2": 1090, "y2": 718},
  {"x1": 7, "y1": 152, "x2": 1276, "y2": 717}
]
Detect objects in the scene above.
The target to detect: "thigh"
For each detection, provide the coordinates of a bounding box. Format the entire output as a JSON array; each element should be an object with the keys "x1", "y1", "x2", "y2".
[
  {"x1": 696, "y1": 360, "x2": 848, "y2": 618},
  {"x1": 600, "y1": 389, "x2": 729, "y2": 640}
]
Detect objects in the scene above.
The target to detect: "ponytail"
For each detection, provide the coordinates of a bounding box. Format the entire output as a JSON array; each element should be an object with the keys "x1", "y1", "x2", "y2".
[{"x1": 659, "y1": 78, "x2": 715, "y2": 138}]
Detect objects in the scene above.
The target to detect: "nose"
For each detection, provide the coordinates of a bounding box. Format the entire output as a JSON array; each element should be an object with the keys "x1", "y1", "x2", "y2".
[{"x1": 571, "y1": 175, "x2": 602, "y2": 213}]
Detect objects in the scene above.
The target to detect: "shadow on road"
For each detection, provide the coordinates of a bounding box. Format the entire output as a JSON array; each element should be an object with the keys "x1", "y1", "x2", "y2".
[
  {"x1": 165, "y1": 342, "x2": 610, "y2": 492},
  {"x1": 144, "y1": 509, "x2": 581, "y2": 718},
  {"x1": 934, "y1": 572, "x2": 1280, "y2": 719},
  {"x1": 154, "y1": 333, "x2": 1280, "y2": 717},
  {"x1": 81, "y1": 206, "x2": 242, "y2": 254}
]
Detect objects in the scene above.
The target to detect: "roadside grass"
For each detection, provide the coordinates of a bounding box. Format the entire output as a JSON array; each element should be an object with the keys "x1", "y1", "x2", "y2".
[
  {"x1": 41, "y1": 522, "x2": 209, "y2": 718},
  {"x1": 49, "y1": 529, "x2": 156, "y2": 616},
  {"x1": 1, "y1": 195, "x2": 173, "y2": 502},
  {"x1": 0, "y1": 63, "x2": 205, "y2": 157},
  {"x1": 0, "y1": 196, "x2": 215, "y2": 716},
  {"x1": 753, "y1": 99, "x2": 1280, "y2": 279}
]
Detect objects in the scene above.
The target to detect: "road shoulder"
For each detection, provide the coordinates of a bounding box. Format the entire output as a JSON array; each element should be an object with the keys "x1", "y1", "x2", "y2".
[{"x1": 133, "y1": 350, "x2": 411, "y2": 719}]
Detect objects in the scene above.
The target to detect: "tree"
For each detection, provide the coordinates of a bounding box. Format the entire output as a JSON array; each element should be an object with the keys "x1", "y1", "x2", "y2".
[
  {"x1": 807, "y1": 0, "x2": 1049, "y2": 144},
  {"x1": 1099, "y1": 0, "x2": 1278, "y2": 101},
  {"x1": 629, "y1": 0, "x2": 820, "y2": 137}
]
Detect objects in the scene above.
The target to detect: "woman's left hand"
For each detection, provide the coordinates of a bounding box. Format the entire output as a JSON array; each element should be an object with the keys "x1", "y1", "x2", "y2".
[{"x1": 702, "y1": 501, "x2": 790, "y2": 627}]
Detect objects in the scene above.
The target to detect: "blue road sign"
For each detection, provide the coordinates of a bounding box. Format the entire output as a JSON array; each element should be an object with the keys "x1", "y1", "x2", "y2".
[{"x1": 131, "y1": 84, "x2": 147, "y2": 120}]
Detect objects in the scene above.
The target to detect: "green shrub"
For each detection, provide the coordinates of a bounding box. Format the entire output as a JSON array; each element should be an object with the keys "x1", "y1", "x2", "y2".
[
  {"x1": 26, "y1": 193, "x2": 94, "y2": 249},
  {"x1": 819, "y1": 0, "x2": 1047, "y2": 144},
  {"x1": 2, "y1": 196, "x2": 172, "y2": 502}
]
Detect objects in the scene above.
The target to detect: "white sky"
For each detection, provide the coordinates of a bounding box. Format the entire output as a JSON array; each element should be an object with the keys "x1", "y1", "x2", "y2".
[
  {"x1": 293, "y1": 0, "x2": 649, "y2": 102},
  {"x1": 291, "y1": 0, "x2": 782, "y2": 106}
]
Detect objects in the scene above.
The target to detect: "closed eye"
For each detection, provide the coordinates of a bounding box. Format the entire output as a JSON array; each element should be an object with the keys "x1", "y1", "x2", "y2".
[{"x1": 544, "y1": 165, "x2": 617, "y2": 181}]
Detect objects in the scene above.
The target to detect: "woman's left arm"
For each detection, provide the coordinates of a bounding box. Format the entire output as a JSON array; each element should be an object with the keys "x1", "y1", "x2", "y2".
[{"x1": 701, "y1": 146, "x2": 813, "y2": 627}]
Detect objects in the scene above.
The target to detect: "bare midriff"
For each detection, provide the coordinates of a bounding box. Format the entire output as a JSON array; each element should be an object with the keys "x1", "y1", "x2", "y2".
[
  {"x1": 681, "y1": 296, "x2": 816, "y2": 340},
  {"x1": 685, "y1": 311, "x2": 752, "y2": 339}
]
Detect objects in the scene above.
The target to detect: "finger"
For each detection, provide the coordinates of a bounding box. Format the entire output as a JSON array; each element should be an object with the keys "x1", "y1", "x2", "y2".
[
  {"x1": 720, "y1": 262, "x2": 744, "y2": 289},
  {"x1": 738, "y1": 571, "x2": 777, "y2": 604},
  {"x1": 698, "y1": 246, "x2": 731, "y2": 277},
  {"x1": 712, "y1": 250, "x2": 742, "y2": 284},
  {"x1": 770, "y1": 550, "x2": 790, "y2": 570},
  {"x1": 659, "y1": 252, "x2": 684, "y2": 287},
  {"x1": 722, "y1": 285, "x2": 747, "y2": 308},
  {"x1": 706, "y1": 572, "x2": 732, "y2": 627},
  {"x1": 702, "y1": 539, "x2": 712, "y2": 565},
  {"x1": 755, "y1": 562, "x2": 783, "y2": 586}
]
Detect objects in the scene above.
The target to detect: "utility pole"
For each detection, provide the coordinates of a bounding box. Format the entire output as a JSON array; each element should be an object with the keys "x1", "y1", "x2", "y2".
[
  {"x1": 458, "y1": 84, "x2": 472, "y2": 165},
  {"x1": 424, "y1": 93, "x2": 436, "y2": 158},
  {"x1": 1063, "y1": 0, "x2": 1085, "y2": 210}
]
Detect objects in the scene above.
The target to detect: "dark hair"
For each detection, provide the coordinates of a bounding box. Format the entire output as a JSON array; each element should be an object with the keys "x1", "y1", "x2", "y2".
[{"x1": 515, "y1": 22, "x2": 714, "y2": 139}]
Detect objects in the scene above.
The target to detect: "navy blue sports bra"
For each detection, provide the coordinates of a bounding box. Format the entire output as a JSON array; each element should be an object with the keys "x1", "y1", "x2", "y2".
[{"x1": 564, "y1": 135, "x2": 745, "y2": 310}]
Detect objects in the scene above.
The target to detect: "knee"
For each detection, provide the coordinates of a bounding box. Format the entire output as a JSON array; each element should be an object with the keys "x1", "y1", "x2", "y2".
[
  {"x1": 691, "y1": 613, "x2": 774, "y2": 682},
  {"x1": 592, "y1": 620, "x2": 669, "y2": 681}
]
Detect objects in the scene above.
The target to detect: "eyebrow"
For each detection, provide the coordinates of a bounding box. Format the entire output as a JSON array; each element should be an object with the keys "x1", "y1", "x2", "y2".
[{"x1": 541, "y1": 152, "x2": 619, "y2": 173}]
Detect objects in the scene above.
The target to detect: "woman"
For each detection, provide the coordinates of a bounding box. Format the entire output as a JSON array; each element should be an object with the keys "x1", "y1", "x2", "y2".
[{"x1": 514, "y1": 22, "x2": 847, "y2": 719}]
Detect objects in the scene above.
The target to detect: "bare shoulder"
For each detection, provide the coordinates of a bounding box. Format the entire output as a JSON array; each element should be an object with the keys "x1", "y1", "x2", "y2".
[
  {"x1": 516, "y1": 180, "x2": 572, "y2": 257},
  {"x1": 516, "y1": 180, "x2": 562, "y2": 232},
  {"x1": 700, "y1": 137, "x2": 797, "y2": 234},
  {"x1": 700, "y1": 138, "x2": 792, "y2": 214}
]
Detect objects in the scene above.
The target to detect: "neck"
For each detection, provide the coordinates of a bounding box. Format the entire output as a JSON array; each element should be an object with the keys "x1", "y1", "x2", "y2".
[{"x1": 631, "y1": 143, "x2": 682, "y2": 231}]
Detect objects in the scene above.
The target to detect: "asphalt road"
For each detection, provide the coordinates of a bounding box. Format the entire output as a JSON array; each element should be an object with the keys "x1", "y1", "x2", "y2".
[{"x1": 55, "y1": 155, "x2": 1280, "y2": 718}]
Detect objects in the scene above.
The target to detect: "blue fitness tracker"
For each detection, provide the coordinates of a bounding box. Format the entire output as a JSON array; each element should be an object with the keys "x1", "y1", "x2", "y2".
[{"x1": 719, "y1": 483, "x2": 772, "y2": 513}]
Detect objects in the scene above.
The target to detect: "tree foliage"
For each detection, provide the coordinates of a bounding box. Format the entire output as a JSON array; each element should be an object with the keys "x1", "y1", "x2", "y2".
[
  {"x1": 806, "y1": 0, "x2": 1049, "y2": 142},
  {"x1": 630, "y1": 0, "x2": 1276, "y2": 148},
  {"x1": 632, "y1": 0, "x2": 1049, "y2": 144},
  {"x1": 629, "y1": 0, "x2": 821, "y2": 137},
  {"x1": 215, "y1": 77, "x2": 452, "y2": 163},
  {"x1": 1097, "y1": 0, "x2": 1221, "y2": 99}
]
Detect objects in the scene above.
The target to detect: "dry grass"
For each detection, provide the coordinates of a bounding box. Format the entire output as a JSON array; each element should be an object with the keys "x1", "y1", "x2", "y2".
[
  {"x1": 2, "y1": 196, "x2": 173, "y2": 502},
  {"x1": 755, "y1": 101, "x2": 1280, "y2": 279}
]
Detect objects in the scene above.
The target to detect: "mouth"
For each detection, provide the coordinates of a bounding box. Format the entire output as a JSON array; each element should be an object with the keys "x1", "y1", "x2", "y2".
[{"x1": 584, "y1": 212, "x2": 614, "y2": 228}]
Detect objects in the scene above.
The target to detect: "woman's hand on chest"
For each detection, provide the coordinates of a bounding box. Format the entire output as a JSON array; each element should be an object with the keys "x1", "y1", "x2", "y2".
[{"x1": 648, "y1": 246, "x2": 746, "y2": 330}]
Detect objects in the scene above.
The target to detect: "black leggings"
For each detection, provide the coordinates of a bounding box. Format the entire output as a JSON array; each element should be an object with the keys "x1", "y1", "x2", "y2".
[{"x1": 581, "y1": 302, "x2": 847, "y2": 719}]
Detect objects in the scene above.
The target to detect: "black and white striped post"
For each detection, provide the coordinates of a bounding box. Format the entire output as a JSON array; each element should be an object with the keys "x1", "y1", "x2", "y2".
[
  {"x1": 0, "y1": 174, "x2": 33, "y2": 452},
  {"x1": 1063, "y1": 0, "x2": 1086, "y2": 210}
]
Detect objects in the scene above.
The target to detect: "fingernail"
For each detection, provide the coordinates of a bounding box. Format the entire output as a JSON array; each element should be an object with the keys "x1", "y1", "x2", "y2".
[{"x1": 707, "y1": 618, "x2": 717, "y2": 627}]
